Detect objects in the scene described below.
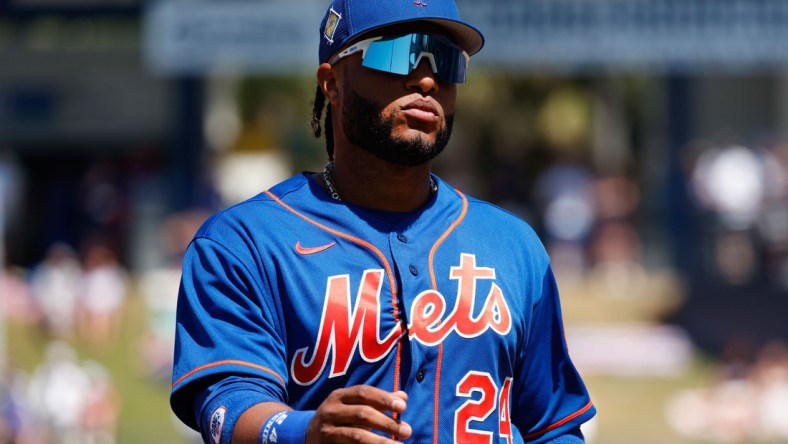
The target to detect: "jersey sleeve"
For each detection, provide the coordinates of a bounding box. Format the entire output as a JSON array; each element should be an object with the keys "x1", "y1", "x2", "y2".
[
  {"x1": 170, "y1": 235, "x2": 289, "y2": 430},
  {"x1": 512, "y1": 265, "x2": 595, "y2": 443}
]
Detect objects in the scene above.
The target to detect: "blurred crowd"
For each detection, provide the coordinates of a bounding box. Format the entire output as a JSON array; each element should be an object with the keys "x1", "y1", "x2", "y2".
[
  {"x1": 516, "y1": 137, "x2": 788, "y2": 442},
  {"x1": 0, "y1": 342, "x2": 119, "y2": 444},
  {"x1": 686, "y1": 139, "x2": 788, "y2": 289},
  {"x1": 666, "y1": 340, "x2": 788, "y2": 443},
  {"x1": 0, "y1": 206, "x2": 212, "y2": 444},
  {"x1": 532, "y1": 164, "x2": 666, "y2": 299},
  {"x1": 0, "y1": 238, "x2": 127, "y2": 444},
  {"x1": 31, "y1": 241, "x2": 128, "y2": 348}
]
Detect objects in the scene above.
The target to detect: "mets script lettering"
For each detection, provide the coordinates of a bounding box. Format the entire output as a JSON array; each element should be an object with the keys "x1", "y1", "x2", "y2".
[{"x1": 291, "y1": 254, "x2": 512, "y2": 386}]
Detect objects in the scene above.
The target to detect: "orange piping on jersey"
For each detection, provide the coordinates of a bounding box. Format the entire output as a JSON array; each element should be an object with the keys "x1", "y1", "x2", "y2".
[
  {"x1": 264, "y1": 190, "x2": 403, "y2": 394},
  {"x1": 172, "y1": 360, "x2": 285, "y2": 390},
  {"x1": 522, "y1": 401, "x2": 594, "y2": 440},
  {"x1": 432, "y1": 342, "x2": 444, "y2": 444},
  {"x1": 394, "y1": 336, "x2": 403, "y2": 397},
  {"x1": 428, "y1": 191, "x2": 468, "y2": 290},
  {"x1": 265, "y1": 190, "x2": 400, "y2": 325},
  {"x1": 427, "y1": 190, "x2": 468, "y2": 444}
]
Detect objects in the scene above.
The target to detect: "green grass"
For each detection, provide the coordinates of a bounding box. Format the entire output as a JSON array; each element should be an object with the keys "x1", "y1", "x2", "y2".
[{"x1": 583, "y1": 359, "x2": 715, "y2": 444}]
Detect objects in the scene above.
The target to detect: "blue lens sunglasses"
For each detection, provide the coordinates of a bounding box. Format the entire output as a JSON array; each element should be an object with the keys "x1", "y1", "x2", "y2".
[{"x1": 329, "y1": 33, "x2": 470, "y2": 84}]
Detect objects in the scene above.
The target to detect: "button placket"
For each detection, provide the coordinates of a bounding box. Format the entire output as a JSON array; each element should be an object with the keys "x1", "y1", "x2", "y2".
[{"x1": 389, "y1": 227, "x2": 433, "y2": 391}]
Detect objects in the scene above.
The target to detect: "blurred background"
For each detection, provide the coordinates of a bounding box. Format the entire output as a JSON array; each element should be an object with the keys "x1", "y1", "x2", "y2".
[{"x1": 2, "y1": 0, "x2": 788, "y2": 443}]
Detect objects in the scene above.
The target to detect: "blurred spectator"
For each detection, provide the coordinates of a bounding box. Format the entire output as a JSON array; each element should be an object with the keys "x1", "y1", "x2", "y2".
[
  {"x1": 534, "y1": 161, "x2": 597, "y2": 244},
  {"x1": 0, "y1": 368, "x2": 28, "y2": 443},
  {"x1": 29, "y1": 243, "x2": 82, "y2": 338},
  {"x1": 138, "y1": 210, "x2": 208, "y2": 383},
  {"x1": 665, "y1": 340, "x2": 788, "y2": 442},
  {"x1": 586, "y1": 175, "x2": 644, "y2": 295},
  {"x1": 17, "y1": 342, "x2": 121, "y2": 444},
  {"x1": 77, "y1": 242, "x2": 129, "y2": 349},
  {"x1": 752, "y1": 342, "x2": 788, "y2": 440},
  {"x1": 532, "y1": 165, "x2": 682, "y2": 304},
  {"x1": 690, "y1": 145, "x2": 766, "y2": 231},
  {"x1": 78, "y1": 160, "x2": 128, "y2": 252},
  {"x1": 713, "y1": 230, "x2": 757, "y2": 286},
  {"x1": 213, "y1": 150, "x2": 291, "y2": 207},
  {"x1": 138, "y1": 265, "x2": 180, "y2": 382},
  {"x1": 1, "y1": 265, "x2": 36, "y2": 324},
  {"x1": 27, "y1": 341, "x2": 91, "y2": 443},
  {"x1": 81, "y1": 360, "x2": 120, "y2": 444},
  {"x1": 532, "y1": 161, "x2": 597, "y2": 284},
  {"x1": 585, "y1": 221, "x2": 650, "y2": 300},
  {"x1": 593, "y1": 175, "x2": 640, "y2": 222},
  {"x1": 687, "y1": 142, "x2": 787, "y2": 286}
]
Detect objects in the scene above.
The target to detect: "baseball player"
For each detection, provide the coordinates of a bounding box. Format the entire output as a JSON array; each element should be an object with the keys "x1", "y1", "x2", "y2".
[{"x1": 171, "y1": 0, "x2": 596, "y2": 443}]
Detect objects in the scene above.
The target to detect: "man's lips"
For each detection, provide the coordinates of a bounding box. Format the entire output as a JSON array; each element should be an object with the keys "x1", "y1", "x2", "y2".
[{"x1": 401, "y1": 99, "x2": 439, "y2": 122}]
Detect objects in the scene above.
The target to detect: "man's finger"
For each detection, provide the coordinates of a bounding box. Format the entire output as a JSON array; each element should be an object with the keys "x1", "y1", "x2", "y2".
[
  {"x1": 321, "y1": 404, "x2": 412, "y2": 438},
  {"x1": 335, "y1": 386, "x2": 408, "y2": 414},
  {"x1": 319, "y1": 423, "x2": 412, "y2": 444}
]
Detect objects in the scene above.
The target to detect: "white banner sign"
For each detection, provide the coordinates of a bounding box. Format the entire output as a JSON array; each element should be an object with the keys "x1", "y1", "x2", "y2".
[
  {"x1": 144, "y1": 0, "x2": 788, "y2": 75},
  {"x1": 144, "y1": 0, "x2": 324, "y2": 75}
]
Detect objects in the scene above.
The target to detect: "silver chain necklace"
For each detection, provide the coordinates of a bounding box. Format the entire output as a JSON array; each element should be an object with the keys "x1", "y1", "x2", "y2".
[
  {"x1": 322, "y1": 161, "x2": 342, "y2": 200},
  {"x1": 322, "y1": 161, "x2": 437, "y2": 202}
]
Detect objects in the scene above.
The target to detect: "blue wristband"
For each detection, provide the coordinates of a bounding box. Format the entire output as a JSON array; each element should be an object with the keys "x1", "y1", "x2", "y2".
[
  {"x1": 198, "y1": 380, "x2": 267, "y2": 444},
  {"x1": 259, "y1": 410, "x2": 316, "y2": 444}
]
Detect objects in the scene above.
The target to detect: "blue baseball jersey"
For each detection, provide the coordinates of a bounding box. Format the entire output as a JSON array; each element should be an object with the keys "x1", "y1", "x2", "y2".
[{"x1": 171, "y1": 172, "x2": 595, "y2": 443}]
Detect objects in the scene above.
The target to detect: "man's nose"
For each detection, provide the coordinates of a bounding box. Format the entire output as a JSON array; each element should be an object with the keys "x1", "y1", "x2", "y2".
[{"x1": 406, "y1": 58, "x2": 439, "y2": 94}]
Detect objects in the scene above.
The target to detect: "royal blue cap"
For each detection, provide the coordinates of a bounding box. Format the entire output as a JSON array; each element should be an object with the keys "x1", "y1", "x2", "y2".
[{"x1": 318, "y1": 0, "x2": 485, "y2": 64}]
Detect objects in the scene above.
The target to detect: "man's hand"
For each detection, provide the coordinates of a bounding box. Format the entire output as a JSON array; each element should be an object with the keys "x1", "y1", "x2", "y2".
[{"x1": 306, "y1": 385, "x2": 412, "y2": 443}]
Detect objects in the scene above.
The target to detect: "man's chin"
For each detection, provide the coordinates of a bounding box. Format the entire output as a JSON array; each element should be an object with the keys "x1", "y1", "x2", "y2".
[
  {"x1": 395, "y1": 129, "x2": 437, "y2": 147},
  {"x1": 374, "y1": 140, "x2": 444, "y2": 166}
]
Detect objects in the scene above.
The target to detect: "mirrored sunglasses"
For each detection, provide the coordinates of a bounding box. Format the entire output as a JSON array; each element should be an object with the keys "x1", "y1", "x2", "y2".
[{"x1": 329, "y1": 32, "x2": 470, "y2": 84}]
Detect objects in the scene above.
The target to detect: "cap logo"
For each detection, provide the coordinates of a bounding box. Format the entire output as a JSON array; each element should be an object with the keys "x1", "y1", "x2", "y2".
[
  {"x1": 324, "y1": 7, "x2": 342, "y2": 44},
  {"x1": 414, "y1": 0, "x2": 428, "y2": 6}
]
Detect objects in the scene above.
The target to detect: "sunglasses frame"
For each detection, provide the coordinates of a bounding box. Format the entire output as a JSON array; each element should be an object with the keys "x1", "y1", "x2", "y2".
[{"x1": 328, "y1": 33, "x2": 470, "y2": 83}]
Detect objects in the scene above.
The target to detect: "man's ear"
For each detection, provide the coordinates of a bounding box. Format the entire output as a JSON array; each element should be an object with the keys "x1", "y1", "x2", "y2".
[{"x1": 317, "y1": 63, "x2": 341, "y2": 106}]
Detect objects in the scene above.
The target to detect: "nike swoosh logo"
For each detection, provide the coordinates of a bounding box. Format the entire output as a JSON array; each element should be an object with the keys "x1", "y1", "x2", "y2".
[{"x1": 295, "y1": 241, "x2": 336, "y2": 255}]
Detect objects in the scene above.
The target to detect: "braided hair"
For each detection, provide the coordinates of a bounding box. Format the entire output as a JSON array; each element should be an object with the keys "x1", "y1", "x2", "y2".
[{"x1": 311, "y1": 85, "x2": 334, "y2": 161}]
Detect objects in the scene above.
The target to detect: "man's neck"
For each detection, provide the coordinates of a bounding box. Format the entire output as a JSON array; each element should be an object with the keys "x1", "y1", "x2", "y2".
[{"x1": 318, "y1": 149, "x2": 434, "y2": 212}]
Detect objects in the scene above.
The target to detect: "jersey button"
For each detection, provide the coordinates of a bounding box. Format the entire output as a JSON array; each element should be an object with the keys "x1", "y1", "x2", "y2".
[
  {"x1": 409, "y1": 265, "x2": 418, "y2": 276},
  {"x1": 416, "y1": 369, "x2": 426, "y2": 382},
  {"x1": 397, "y1": 233, "x2": 408, "y2": 243}
]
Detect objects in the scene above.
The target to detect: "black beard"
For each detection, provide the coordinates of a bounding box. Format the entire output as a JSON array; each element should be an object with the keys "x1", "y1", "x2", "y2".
[{"x1": 341, "y1": 84, "x2": 454, "y2": 167}]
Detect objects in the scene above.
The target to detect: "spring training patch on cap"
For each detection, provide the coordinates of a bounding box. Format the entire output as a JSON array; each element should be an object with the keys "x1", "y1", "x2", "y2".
[
  {"x1": 324, "y1": 7, "x2": 342, "y2": 44},
  {"x1": 210, "y1": 406, "x2": 226, "y2": 444}
]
